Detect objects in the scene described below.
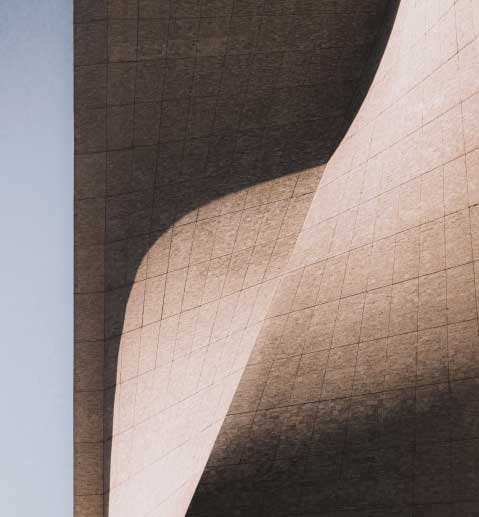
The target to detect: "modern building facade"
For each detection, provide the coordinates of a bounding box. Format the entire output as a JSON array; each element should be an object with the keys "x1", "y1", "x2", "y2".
[{"x1": 74, "y1": 0, "x2": 479, "y2": 515}]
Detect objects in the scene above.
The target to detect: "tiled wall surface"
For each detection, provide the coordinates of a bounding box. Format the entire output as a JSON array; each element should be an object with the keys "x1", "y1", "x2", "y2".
[
  {"x1": 188, "y1": 0, "x2": 479, "y2": 515},
  {"x1": 72, "y1": 0, "x2": 479, "y2": 516}
]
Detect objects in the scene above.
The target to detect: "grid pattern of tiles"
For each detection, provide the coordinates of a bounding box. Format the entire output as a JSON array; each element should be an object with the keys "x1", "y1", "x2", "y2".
[
  {"x1": 73, "y1": 1, "x2": 393, "y2": 516},
  {"x1": 188, "y1": 0, "x2": 479, "y2": 515}
]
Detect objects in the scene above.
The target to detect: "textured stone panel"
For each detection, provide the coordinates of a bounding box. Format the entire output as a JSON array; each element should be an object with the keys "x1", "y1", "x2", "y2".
[
  {"x1": 188, "y1": 1, "x2": 479, "y2": 516},
  {"x1": 72, "y1": 0, "x2": 479, "y2": 515}
]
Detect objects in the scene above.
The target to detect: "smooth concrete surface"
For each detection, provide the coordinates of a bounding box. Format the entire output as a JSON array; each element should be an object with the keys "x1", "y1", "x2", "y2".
[{"x1": 74, "y1": 0, "x2": 479, "y2": 516}]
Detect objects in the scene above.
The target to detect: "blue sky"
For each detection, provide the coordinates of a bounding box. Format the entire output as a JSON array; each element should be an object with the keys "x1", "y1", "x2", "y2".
[{"x1": 0, "y1": 1, "x2": 72, "y2": 515}]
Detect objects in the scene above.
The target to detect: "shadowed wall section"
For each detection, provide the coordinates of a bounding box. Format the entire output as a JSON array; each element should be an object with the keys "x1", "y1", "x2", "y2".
[
  {"x1": 188, "y1": 0, "x2": 479, "y2": 515},
  {"x1": 72, "y1": 0, "x2": 479, "y2": 516}
]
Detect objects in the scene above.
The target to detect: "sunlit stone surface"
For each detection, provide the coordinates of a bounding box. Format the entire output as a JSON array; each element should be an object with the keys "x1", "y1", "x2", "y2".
[{"x1": 74, "y1": 1, "x2": 479, "y2": 516}]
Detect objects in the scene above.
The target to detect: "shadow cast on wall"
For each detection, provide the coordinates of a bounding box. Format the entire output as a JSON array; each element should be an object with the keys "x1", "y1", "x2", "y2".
[
  {"x1": 74, "y1": 1, "x2": 399, "y2": 515},
  {"x1": 188, "y1": 381, "x2": 479, "y2": 516}
]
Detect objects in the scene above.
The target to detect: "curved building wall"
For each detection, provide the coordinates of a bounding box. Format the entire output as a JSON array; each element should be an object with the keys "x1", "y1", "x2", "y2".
[
  {"x1": 189, "y1": 0, "x2": 479, "y2": 515},
  {"x1": 73, "y1": 0, "x2": 479, "y2": 516}
]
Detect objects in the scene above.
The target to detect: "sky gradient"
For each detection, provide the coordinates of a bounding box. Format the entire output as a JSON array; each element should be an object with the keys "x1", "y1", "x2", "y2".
[{"x1": 0, "y1": 1, "x2": 72, "y2": 515}]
